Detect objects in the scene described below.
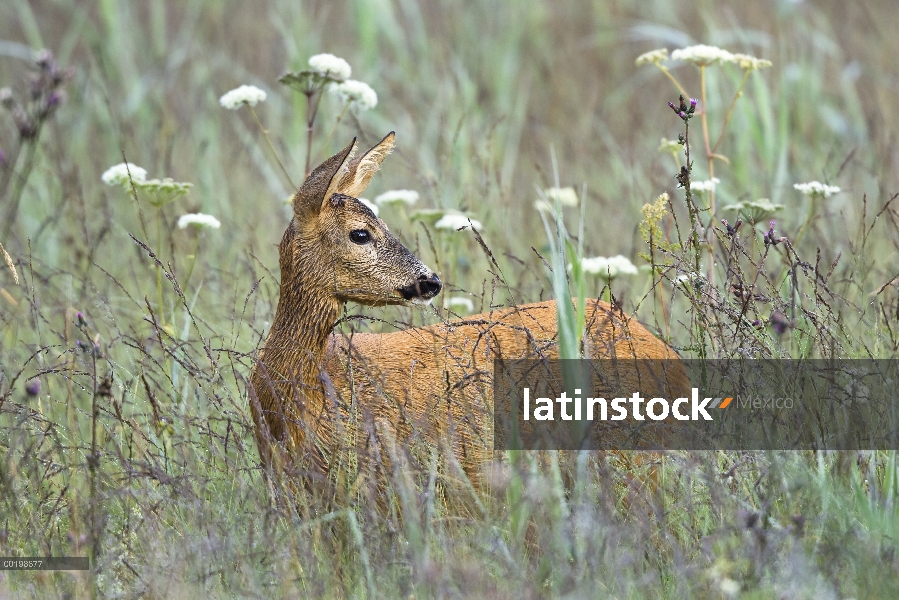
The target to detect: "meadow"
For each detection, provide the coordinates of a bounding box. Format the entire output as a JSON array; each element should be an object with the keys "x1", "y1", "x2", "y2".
[{"x1": 1, "y1": 0, "x2": 898, "y2": 597}]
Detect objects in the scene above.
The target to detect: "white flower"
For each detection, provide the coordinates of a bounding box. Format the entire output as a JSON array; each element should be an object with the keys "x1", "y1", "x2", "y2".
[
  {"x1": 635, "y1": 48, "x2": 669, "y2": 67},
  {"x1": 719, "y1": 578, "x2": 740, "y2": 596},
  {"x1": 534, "y1": 199, "x2": 554, "y2": 213},
  {"x1": 444, "y1": 297, "x2": 474, "y2": 312},
  {"x1": 671, "y1": 45, "x2": 735, "y2": 67},
  {"x1": 435, "y1": 213, "x2": 482, "y2": 231},
  {"x1": 308, "y1": 53, "x2": 351, "y2": 81},
  {"x1": 134, "y1": 178, "x2": 192, "y2": 207},
  {"x1": 577, "y1": 255, "x2": 638, "y2": 277},
  {"x1": 219, "y1": 85, "x2": 267, "y2": 110},
  {"x1": 691, "y1": 177, "x2": 721, "y2": 192},
  {"x1": 731, "y1": 53, "x2": 772, "y2": 71},
  {"x1": 101, "y1": 163, "x2": 147, "y2": 186},
  {"x1": 724, "y1": 198, "x2": 784, "y2": 222},
  {"x1": 543, "y1": 187, "x2": 579, "y2": 207},
  {"x1": 793, "y1": 181, "x2": 841, "y2": 198},
  {"x1": 374, "y1": 189, "x2": 419, "y2": 206},
  {"x1": 330, "y1": 79, "x2": 378, "y2": 112},
  {"x1": 358, "y1": 197, "x2": 379, "y2": 216},
  {"x1": 177, "y1": 213, "x2": 221, "y2": 230}
]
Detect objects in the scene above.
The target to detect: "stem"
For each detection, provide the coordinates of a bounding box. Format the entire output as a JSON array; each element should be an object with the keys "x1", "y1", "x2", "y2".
[
  {"x1": 794, "y1": 198, "x2": 817, "y2": 246},
  {"x1": 249, "y1": 107, "x2": 296, "y2": 190},
  {"x1": 657, "y1": 65, "x2": 690, "y2": 99},
  {"x1": 699, "y1": 66, "x2": 716, "y2": 287},
  {"x1": 182, "y1": 233, "x2": 201, "y2": 292},
  {"x1": 88, "y1": 350, "x2": 100, "y2": 570},
  {"x1": 156, "y1": 209, "x2": 165, "y2": 325},
  {"x1": 712, "y1": 69, "x2": 751, "y2": 155},
  {"x1": 1, "y1": 139, "x2": 40, "y2": 240},
  {"x1": 700, "y1": 66, "x2": 715, "y2": 213},
  {"x1": 304, "y1": 87, "x2": 326, "y2": 178},
  {"x1": 320, "y1": 102, "x2": 351, "y2": 154}
]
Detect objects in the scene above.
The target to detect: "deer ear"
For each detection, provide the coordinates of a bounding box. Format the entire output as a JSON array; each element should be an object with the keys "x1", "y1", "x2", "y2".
[
  {"x1": 292, "y1": 138, "x2": 357, "y2": 219},
  {"x1": 336, "y1": 132, "x2": 395, "y2": 198}
]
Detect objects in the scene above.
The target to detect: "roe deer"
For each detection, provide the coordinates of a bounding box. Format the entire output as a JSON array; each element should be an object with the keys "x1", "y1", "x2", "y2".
[{"x1": 248, "y1": 132, "x2": 686, "y2": 501}]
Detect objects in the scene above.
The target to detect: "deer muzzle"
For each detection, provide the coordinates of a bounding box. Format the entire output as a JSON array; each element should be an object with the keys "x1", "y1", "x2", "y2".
[{"x1": 398, "y1": 274, "x2": 442, "y2": 303}]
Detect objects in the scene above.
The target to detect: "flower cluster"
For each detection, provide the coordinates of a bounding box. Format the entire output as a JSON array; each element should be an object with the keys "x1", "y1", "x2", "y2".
[
  {"x1": 0, "y1": 49, "x2": 74, "y2": 141},
  {"x1": 279, "y1": 53, "x2": 375, "y2": 106},
  {"x1": 219, "y1": 85, "x2": 267, "y2": 110},
  {"x1": 543, "y1": 187, "x2": 579, "y2": 207},
  {"x1": 435, "y1": 213, "x2": 482, "y2": 231},
  {"x1": 636, "y1": 45, "x2": 771, "y2": 71},
  {"x1": 668, "y1": 95, "x2": 698, "y2": 122},
  {"x1": 635, "y1": 48, "x2": 669, "y2": 67},
  {"x1": 101, "y1": 163, "x2": 148, "y2": 186},
  {"x1": 330, "y1": 79, "x2": 378, "y2": 112},
  {"x1": 577, "y1": 255, "x2": 638, "y2": 278},
  {"x1": 690, "y1": 177, "x2": 721, "y2": 192},
  {"x1": 671, "y1": 44, "x2": 735, "y2": 67},
  {"x1": 101, "y1": 163, "x2": 192, "y2": 208},
  {"x1": 793, "y1": 181, "x2": 841, "y2": 198},
  {"x1": 374, "y1": 189, "x2": 419, "y2": 206},
  {"x1": 177, "y1": 213, "x2": 221, "y2": 230},
  {"x1": 731, "y1": 53, "x2": 773, "y2": 71},
  {"x1": 724, "y1": 198, "x2": 784, "y2": 223},
  {"x1": 308, "y1": 53, "x2": 352, "y2": 81}
]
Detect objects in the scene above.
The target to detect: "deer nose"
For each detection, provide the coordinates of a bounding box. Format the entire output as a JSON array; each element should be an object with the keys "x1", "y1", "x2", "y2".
[{"x1": 417, "y1": 274, "x2": 442, "y2": 299}]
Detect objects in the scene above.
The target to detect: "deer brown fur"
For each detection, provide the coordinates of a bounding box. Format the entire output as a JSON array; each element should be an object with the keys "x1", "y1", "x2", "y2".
[{"x1": 248, "y1": 133, "x2": 686, "y2": 501}]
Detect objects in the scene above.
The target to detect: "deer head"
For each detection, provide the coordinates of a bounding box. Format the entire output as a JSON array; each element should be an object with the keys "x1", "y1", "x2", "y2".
[{"x1": 282, "y1": 132, "x2": 442, "y2": 307}]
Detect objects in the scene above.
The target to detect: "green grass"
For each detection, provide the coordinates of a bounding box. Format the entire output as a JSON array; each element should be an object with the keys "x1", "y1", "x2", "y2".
[{"x1": 1, "y1": 0, "x2": 899, "y2": 596}]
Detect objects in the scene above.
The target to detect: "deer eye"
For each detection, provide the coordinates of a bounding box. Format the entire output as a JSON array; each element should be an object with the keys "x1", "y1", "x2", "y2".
[{"x1": 349, "y1": 229, "x2": 371, "y2": 245}]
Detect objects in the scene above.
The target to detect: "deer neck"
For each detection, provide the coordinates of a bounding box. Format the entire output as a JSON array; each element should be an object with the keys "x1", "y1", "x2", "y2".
[{"x1": 264, "y1": 226, "x2": 340, "y2": 378}]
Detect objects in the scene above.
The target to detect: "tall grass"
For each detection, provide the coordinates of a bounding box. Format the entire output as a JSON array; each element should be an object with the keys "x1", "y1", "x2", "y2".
[{"x1": 1, "y1": 0, "x2": 898, "y2": 596}]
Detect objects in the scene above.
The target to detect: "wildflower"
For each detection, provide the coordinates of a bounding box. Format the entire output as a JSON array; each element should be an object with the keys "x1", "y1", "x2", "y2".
[
  {"x1": 577, "y1": 255, "x2": 638, "y2": 277},
  {"x1": 177, "y1": 213, "x2": 221, "y2": 230},
  {"x1": 374, "y1": 189, "x2": 419, "y2": 206},
  {"x1": 25, "y1": 379, "x2": 41, "y2": 397},
  {"x1": 691, "y1": 177, "x2": 720, "y2": 192},
  {"x1": 763, "y1": 219, "x2": 788, "y2": 246},
  {"x1": 219, "y1": 85, "x2": 267, "y2": 110},
  {"x1": 793, "y1": 181, "x2": 841, "y2": 198},
  {"x1": 444, "y1": 297, "x2": 474, "y2": 313},
  {"x1": 635, "y1": 48, "x2": 669, "y2": 67},
  {"x1": 671, "y1": 45, "x2": 735, "y2": 67},
  {"x1": 330, "y1": 79, "x2": 378, "y2": 112},
  {"x1": 719, "y1": 578, "x2": 740, "y2": 597},
  {"x1": 133, "y1": 178, "x2": 192, "y2": 207},
  {"x1": 534, "y1": 199, "x2": 554, "y2": 213},
  {"x1": 101, "y1": 163, "x2": 148, "y2": 186},
  {"x1": 357, "y1": 198, "x2": 379, "y2": 216},
  {"x1": 308, "y1": 53, "x2": 351, "y2": 81},
  {"x1": 732, "y1": 53, "x2": 772, "y2": 71},
  {"x1": 769, "y1": 311, "x2": 793, "y2": 335},
  {"x1": 543, "y1": 187, "x2": 579, "y2": 207},
  {"x1": 435, "y1": 213, "x2": 482, "y2": 231},
  {"x1": 723, "y1": 198, "x2": 783, "y2": 223}
]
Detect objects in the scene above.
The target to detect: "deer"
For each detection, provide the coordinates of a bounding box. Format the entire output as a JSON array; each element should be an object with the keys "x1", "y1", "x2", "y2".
[{"x1": 248, "y1": 132, "x2": 687, "y2": 506}]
